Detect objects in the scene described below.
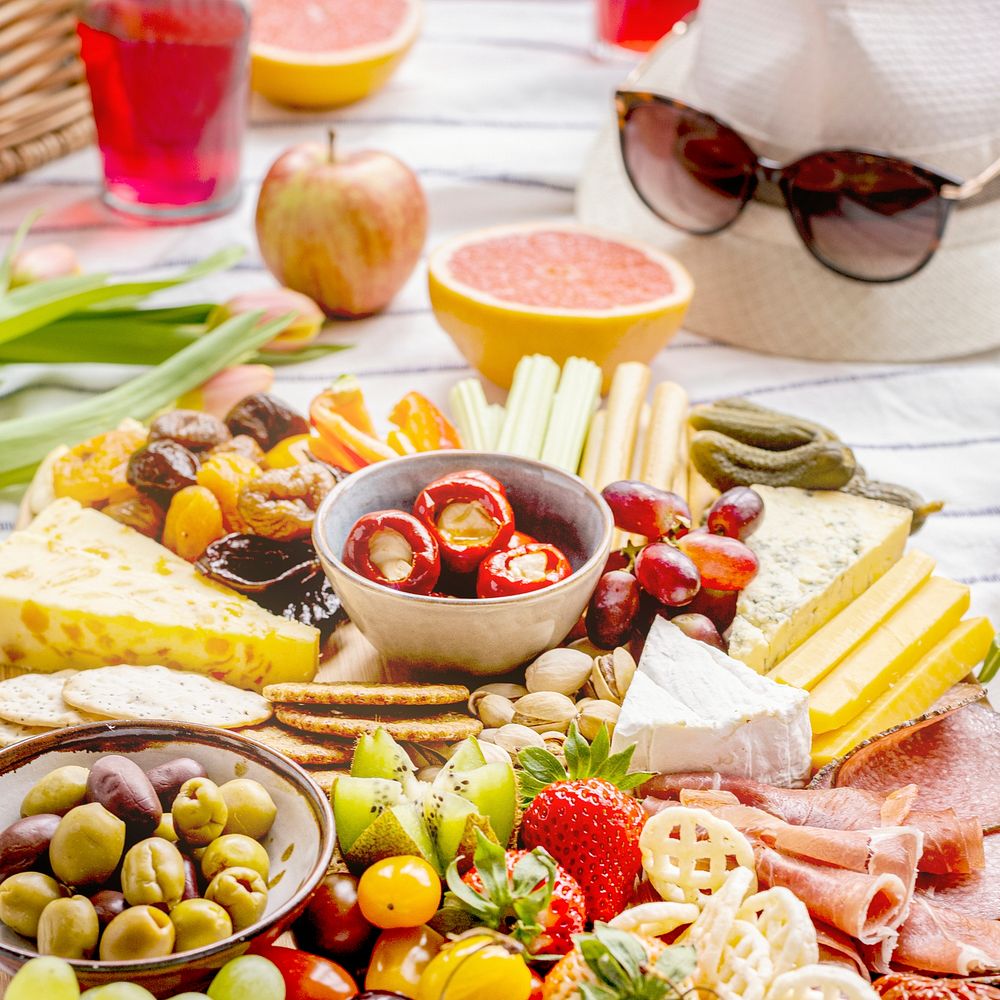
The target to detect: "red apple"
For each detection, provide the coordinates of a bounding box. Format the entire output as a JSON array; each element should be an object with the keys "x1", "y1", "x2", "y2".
[{"x1": 255, "y1": 132, "x2": 428, "y2": 318}]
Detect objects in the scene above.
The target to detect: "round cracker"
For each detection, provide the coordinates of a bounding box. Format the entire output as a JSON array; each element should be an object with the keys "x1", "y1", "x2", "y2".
[
  {"x1": 62, "y1": 666, "x2": 272, "y2": 729},
  {"x1": 0, "y1": 671, "x2": 105, "y2": 728},
  {"x1": 239, "y1": 724, "x2": 354, "y2": 766},
  {"x1": 275, "y1": 706, "x2": 483, "y2": 742},
  {"x1": 302, "y1": 768, "x2": 350, "y2": 796},
  {"x1": 0, "y1": 718, "x2": 52, "y2": 748},
  {"x1": 263, "y1": 681, "x2": 470, "y2": 707}
]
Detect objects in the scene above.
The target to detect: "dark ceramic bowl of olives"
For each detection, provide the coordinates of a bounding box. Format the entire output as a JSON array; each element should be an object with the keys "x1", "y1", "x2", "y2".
[{"x1": 0, "y1": 721, "x2": 334, "y2": 997}]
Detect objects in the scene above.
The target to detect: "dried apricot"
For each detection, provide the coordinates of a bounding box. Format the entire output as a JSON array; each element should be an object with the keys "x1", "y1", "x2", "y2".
[
  {"x1": 103, "y1": 494, "x2": 166, "y2": 539},
  {"x1": 197, "y1": 453, "x2": 261, "y2": 532},
  {"x1": 52, "y1": 426, "x2": 147, "y2": 506},
  {"x1": 264, "y1": 434, "x2": 314, "y2": 469},
  {"x1": 163, "y1": 486, "x2": 225, "y2": 561},
  {"x1": 150, "y1": 409, "x2": 231, "y2": 451},
  {"x1": 210, "y1": 435, "x2": 267, "y2": 467},
  {"x1": 237, "y1": 465, "x2": 335, "y2": 540}
]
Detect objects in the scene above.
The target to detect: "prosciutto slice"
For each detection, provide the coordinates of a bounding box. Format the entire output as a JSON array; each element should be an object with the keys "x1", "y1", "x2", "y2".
[
  {"x1": 814, "y1": 923, "x2": 872, "y2": 980},
  {"x1": 909, "y1": 809, "x2": 986, "y2": 875},
  {"x1": 893, "y1": 897, "x2": 1000, "y2": 974},
  {"x1": 753, "y1": 844, "x2": 909, "y2": 945},
  {"x1": 832, "y1": 702, "x2": 1000, "y2": 831},
  {"x1": 919, "y1": 832, "x2": 1000, "y2": 919}
]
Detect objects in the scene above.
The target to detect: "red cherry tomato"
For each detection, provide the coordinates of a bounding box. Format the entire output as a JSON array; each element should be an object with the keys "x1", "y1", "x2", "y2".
[{"x1": 252, "y1": 944, "x2": 358, "y2": 1000}]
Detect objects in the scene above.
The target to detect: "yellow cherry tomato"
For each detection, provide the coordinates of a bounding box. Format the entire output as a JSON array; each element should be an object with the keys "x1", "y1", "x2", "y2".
[
  {"x1": 366, "y1": 925, "x2": 444, "y2": 997},
  {"x1": 416, "y1": 934, "x2": 533, "y2": 1000},
  {"x1": 357, "y1": 855, "x2": 441, "y2": 930},
  {"x1": 264, "y1": 433, "x2": 313, "y2": 468}
]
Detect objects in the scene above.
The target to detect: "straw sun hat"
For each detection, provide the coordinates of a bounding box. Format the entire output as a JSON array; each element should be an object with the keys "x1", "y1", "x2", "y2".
[{"x1": 577, "y1": 0, "x2": 1000, "y2": 361}]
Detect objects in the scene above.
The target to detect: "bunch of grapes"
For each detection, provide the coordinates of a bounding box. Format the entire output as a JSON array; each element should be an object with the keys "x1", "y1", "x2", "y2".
[{"x1": 587, "y1": 483, "x2": 764, "y2": 652}]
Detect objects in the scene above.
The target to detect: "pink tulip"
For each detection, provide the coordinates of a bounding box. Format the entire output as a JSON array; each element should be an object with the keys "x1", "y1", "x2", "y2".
[
  {"x1": 177, "y1": 364, "x2": 275, "y2": 418},
  {"x1": 207, "y1": 287, "x2": 324, "y2": 352}
]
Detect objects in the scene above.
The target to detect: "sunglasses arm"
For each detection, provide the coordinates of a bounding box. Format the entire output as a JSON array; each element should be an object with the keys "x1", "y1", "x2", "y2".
[
  {"x1": 941, "y1": 153, "x2": 1000, "y2": 201},
  {"x1": 623, "y1": 12, "x2": 698, "y2": 88}
]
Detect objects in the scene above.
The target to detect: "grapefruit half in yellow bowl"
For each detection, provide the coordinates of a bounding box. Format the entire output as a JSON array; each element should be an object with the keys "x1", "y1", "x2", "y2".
[
  {"x1": 428, "y1": 222, "x2": 694, "y2": 391},
  {"x1": 251, "y1": 0, "x2": 422, "y2": 108}
]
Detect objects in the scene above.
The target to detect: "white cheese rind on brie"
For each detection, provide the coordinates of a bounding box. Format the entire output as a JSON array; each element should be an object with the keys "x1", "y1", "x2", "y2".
[
  {"x1": 612, "y1": 618, "x2": 812, "y2": 787},
  {"x1": 727, "y1": 486, "x2": 911, "y2": 674}
]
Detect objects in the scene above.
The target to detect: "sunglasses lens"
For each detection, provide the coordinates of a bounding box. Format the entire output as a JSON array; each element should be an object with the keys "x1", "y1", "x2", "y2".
[
  {"x1": 620, "y1": 99, "x2": 757, "y2": 233},
  {"x1": 786, "y1": 152, "x2": 946, "y2": 281}
]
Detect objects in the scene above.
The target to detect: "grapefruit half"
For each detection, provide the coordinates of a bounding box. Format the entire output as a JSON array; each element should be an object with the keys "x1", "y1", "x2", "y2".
[
  {"x1": 428, "y1": 223, "x2": 694, "y2": 390},
  {"x1": 251, "y1": 0, "x2": 422, "y2": 108}
]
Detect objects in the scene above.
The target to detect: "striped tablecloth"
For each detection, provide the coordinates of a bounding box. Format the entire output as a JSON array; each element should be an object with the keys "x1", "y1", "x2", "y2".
[{"x1": 1, "y1": 0, "x2": 998, "y2": 673}]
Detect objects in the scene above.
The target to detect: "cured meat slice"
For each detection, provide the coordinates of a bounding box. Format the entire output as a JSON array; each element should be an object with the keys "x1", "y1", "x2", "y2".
[
  {"x1": 753, "y1": 844, "x2": 909, "y2": 945},
  {"x1": 909, "y1": 810, "x2": 985, "y2": 875},
  {"x1": 814, "y1": 922, "x2": 871, "y2": 980},
  {"x1": 918, "y1": 832, "x2": 1000, "y2": 920},
  {"x1": 892, "y1": 897, "x2": 1000, "y2": 975},
  {"x1": 874, "y1": 973, "x2": 1000, "y2": 1000},
  {"x1": 831, "y1": 702, "x2": 1000, "y2": 832}
]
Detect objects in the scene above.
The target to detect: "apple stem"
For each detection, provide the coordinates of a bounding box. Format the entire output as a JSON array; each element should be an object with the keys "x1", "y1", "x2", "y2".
[{"x1": 327, "y1": 128, "x2": 336, "y2": 163}]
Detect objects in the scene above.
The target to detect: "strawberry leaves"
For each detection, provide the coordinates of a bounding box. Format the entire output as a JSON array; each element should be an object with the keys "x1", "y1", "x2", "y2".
[
  {"x1": 576, "y1": 924, "x2": 697, "y2": 1000},
  {"x1": 518, "y1": 723, "x2": 653, "y2": 804}
]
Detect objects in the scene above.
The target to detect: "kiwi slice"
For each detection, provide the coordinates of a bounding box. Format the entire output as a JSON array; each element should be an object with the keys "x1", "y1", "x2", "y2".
[{"x1": 332, "y1": 775, "x2": 403, "y2": 854}]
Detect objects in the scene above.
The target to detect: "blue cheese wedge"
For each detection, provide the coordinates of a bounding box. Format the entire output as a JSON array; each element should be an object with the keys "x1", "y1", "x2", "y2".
[
  {"x1": 727, "y1": 486, "x2": 911, "y2": 674},
  {"x1": 612, "y1": 618, "x2": 812, "y2": 786}
]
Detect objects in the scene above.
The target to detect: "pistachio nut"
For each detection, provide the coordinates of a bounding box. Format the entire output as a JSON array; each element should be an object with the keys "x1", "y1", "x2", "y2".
[
  {"x1": 511, "y1": 691, "x2": 578, "y2": 733},
  {"x1": 567, "y1": 637, "x2": 605, "y2": 658},
  {"x1": 478, "y1": 729, "x2": 499, "y2": 744},
  {"x1": 479, "y1": 740, "x2": 513, "y2": 766},
  {"x1": 493, "y1": 724, "x2": 545, "y2": 754},
  {"x1": 468, "y1": 683, "x2": 528, "y2": 715},
  {"x1": 524, "y1": 648, "x2": 594, "y2": 697},
  {"x1": 416, "y1": 766, "x2": 442, "y2": 783},
  {"x1": 577, "y1": 700, "x2": 621, "y2": 741},
  {"x1": 477, "y1": 694, "x2": 517, "y2": 729},
  {"x1": 541, "y1": 731, "x2": 568, "y2": 758},
  {"x1": 590, "y1": 647, "x2": 638, "y2": 705}
]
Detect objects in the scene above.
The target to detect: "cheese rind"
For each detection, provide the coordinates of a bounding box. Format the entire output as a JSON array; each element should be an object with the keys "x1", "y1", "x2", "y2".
[
  {"x1": 727, "y1": 486, "x2": 911, "y2": 674},
  {"x1": 0, "y1": 499, "x2": 318, "y2": 691},
  {"x1": 769, "y1": 549, "x2": 936, "y2": 691},
  {"x1": 612, "y1": 618, "x2": 812, "y2": 787},
  {"x1": 811, "y1": 617, "x2": 994, "y2": 768},
  {"x1": 808, "y1": 576, "x2": 970, "y2": 734}
]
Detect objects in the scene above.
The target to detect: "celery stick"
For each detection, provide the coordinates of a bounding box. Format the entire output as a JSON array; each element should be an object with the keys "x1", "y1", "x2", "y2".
[
  {"x1": 541, "y1": 356, "x2": 602, "y2": 471},
  {"x1": 580, "y1": 409, "x2": 606, "y2": 484},
  {"x1": 497, "y1": 354, "x2": 559, "y2": 458},
  {"x1": 449, "y1": 378, "x2": 494, "y2": 450},
  {"x1": 486, "y1": 404, "x2": 505, "y2": 450}
]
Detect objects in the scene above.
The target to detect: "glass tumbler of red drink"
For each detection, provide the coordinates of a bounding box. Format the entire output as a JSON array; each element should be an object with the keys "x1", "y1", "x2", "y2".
[
  {"x1": 596, "y1": 0, "x2": 698, "y2": 56},
  {"x1": 78, "y1": 0, "x2": 249, "y2": 221}
]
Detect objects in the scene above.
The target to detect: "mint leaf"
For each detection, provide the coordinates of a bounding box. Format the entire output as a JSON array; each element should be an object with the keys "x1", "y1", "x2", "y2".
[
  {"x1": 655, "y1": 945, "x2": 697, "y2": 984},
  {"x1": 595, "y1": 923, "x2": 646, "y2": 982}
]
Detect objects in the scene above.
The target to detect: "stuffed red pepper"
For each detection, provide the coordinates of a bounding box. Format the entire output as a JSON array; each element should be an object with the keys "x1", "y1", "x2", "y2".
[{"x1": 342, "y1": 510, "x2": 440, "y2": 594}]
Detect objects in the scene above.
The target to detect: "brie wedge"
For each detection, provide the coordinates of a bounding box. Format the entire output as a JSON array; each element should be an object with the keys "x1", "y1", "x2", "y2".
[{"x1": 612, "y1": 618, "x2": 812, "y2": 787}]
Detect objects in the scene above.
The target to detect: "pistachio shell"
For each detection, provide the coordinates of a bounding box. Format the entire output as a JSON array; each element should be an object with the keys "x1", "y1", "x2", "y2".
[
  {"x1": 468, "y1": 683, "x2": 529, "y2": 715},
  {"x1": 494, "y1": 724, "x2": 545, "y2": 754},
  {"x1": 577, "y1": 700, "x2": 621, "y2": 741},
  {"x1": 524, "y1": 648, "x2": 594, "y2": 697},
  {"x1": 479, "y1": 740, "x2": 513, "y2": 766},
  {"x1": 477, "y1": 694, "x2": 517, "y2": 729},
  {"x1": 478, "y1": 729, "x2": 499, "y2": 744},
  {"x1": 591, "y1": 647, "x2": 638, "y2": 705},
  {"x1": 511, "y1": 691, "x2": 578, "y2": 733},
  {"x1": 416, "y1": 765, "x2": 443, "y2": 782}
]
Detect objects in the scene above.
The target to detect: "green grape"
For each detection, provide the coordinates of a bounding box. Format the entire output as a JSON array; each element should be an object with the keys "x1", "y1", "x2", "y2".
[
  {"x1": 165, "y1": 994, "x2": 212, "y2": 1000},
  {"x1": 6, "y1": 957, "x2": 80, "y2": 1000},
  {"x1": 80, "y1": 985, "x2": 156, "y2": 1000},
  {"x1": 207, "y1": 956, "x2": 285, "y2": 1000}
]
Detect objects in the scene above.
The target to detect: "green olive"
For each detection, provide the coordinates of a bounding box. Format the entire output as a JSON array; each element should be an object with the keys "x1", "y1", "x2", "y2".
[
  {"x1": 170, "y1": 897, "x2": 233, "y2": 952},
  {"x1": 0, "y1": 872, "x2": 66, "y2": 937},
  {"x1": 99, "y1": 905, "x2": 175, "y2": 962},
  {"x1": 121, "y1": 837, "x2": 186, "y2": 908},
  {"x1": 153, "y1": 812, "x2": 178, "y2": 843},
  {"x1": 21, "y1": 766, "x2": 90, "y2": 818},
  {"x1": 219, "y1": 779, "x2": 277, "y2": 840},
  {"x1": 200, "y1": 835, "x2": 270, "y2": 883},
  {"x1": 36, "y1": 895, "x2": 99, "y2": 959},
  {"x1": 204, "y1": 867, "x2": 268, "y2": 932},
  {"x1": 50, "y1": 803, "x2": 125, "y2": 887},
  {"x1": 172, "y1": 778, "x2": 228, "y2": 847}
]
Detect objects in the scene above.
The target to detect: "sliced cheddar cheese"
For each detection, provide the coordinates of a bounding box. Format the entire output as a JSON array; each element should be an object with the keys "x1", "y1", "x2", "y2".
[
  {"x1": 811, "y1": 616, "x2": 995, "y2": 768},
  {"x1": 769, "y1": 550, "x2": 936, "y2": 691},
  {"x1": 808, "y1": 576, "x2": 970, "y2": 734},
  {"x1": 0, "y1": 499, "x2": 318, "y2": 691}
]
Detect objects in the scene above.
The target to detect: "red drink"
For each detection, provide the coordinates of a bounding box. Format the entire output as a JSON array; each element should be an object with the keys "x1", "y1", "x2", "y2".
[
  {"x1": 78, "y1": 0, "x2": 249, "y2": 221},
  {"x1": 597, "y1": 0, "x2": 698, "y2": 53}
]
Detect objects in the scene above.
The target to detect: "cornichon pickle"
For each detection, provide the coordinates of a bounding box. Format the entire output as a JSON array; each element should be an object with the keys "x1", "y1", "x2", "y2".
[
  {"x1": 688, "y1": 401, "x2": 835, "y2": 451},
  {"x1": 842, "y1": 475, "x2": 944, "y2": 533},
  {"x1": 691, "y1": 431, "x2": 857, "y2": 492}
]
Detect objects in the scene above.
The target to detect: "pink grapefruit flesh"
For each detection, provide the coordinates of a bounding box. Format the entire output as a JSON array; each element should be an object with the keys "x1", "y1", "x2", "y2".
[{"x1": 251, "y1": 0, "x2": 410, "y2": 53}]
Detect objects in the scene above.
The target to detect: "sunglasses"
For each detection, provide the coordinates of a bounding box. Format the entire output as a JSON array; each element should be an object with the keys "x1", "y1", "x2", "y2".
[{"x1": 616, "y1": 91, "x2": 1000, "y2": 283}]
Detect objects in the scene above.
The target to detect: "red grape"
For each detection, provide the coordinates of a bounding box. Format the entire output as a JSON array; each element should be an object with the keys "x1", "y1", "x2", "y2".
[
  {"x1": 603, "y1": 548, "x2": 631, "y2": 574},
  {"x1": 670, "y1": 613, "x2": 725, "y2": 650},
  {"x1": 682, "y1": 586, "x2": 739, "y2": 632},
  {"x1": 634, "y1": 542, "x2": 701, "y2": 606},
  {"x1": 707, "y1": 487, "x2": 764, "y2": 540},
  {"x1": 587, "y1": 570, "x2": 641, "y2": 648},
  {"x1": 677, "y1": 532, "x2": 758, "y2": 591},
  {"x1": 601, "y1": 481, "x2": 691, "y2": 539}
]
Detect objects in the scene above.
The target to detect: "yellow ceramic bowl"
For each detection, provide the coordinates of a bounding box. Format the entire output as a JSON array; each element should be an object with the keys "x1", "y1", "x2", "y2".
[{"x1": 427, "y1": 222, "x2": 694, "y2": 391}]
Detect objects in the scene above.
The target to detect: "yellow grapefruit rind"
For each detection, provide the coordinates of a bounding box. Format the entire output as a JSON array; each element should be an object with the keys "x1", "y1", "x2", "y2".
[
  {"x1": 428, "y1": 222, "x2": 694, "y2": 391},
  {"x1": 250, "y1": 0, "x2": 422, "y2": 108}
]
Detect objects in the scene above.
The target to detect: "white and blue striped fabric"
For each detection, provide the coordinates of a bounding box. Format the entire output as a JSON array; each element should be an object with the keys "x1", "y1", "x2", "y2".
[{"x1": 1, "y1": 0, "x2": 998, "y2": 662}]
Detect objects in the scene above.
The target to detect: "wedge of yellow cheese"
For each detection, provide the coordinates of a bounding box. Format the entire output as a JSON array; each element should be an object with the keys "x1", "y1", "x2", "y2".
[
  {"x1": 808, "y1": 576, "x2": 970, "y2": 734},
  {"x1": 811, "y1": 616, "x2": 995, "y2": 768},
  {"x1": 0, "y1": 499, "x2": 318, "y2": 691},
  {"x1": 770, "y1": 550, "x2": 936, "y2": 691}
]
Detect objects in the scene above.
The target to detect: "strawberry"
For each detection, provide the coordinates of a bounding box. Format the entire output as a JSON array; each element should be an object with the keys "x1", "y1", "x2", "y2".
[
  {"x1": 443, "y1": 830, "x2": 586, "y2": 955},
  {"x1": 519, "y1": 723, "x2": 652, "y2": 923}
]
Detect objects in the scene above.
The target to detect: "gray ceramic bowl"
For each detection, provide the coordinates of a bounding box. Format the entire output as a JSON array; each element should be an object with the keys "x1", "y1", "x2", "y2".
[
  {"x1": 313, "y1": 451, "x2": 614, "y2": 676},
  {"x1": 0, "y1": 721, "x2": 334, "y2": 997}
]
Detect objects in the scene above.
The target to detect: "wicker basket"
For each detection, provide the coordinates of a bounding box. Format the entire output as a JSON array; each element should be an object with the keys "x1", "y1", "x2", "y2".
[{"x1": 0, "y1": 0, "x2": 94, "y2": 182}]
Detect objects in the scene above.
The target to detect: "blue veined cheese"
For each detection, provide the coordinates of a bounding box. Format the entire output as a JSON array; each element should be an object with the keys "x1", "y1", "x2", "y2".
[
  {"x1": 727, "y1": 486, "x2": 912, "y2": 674},
  {"x1": 612, "y1": 618, "x2": 811, "y2": 786}
]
